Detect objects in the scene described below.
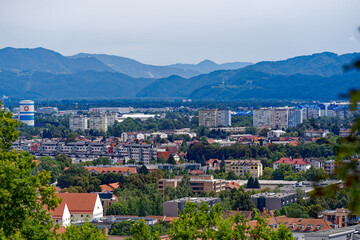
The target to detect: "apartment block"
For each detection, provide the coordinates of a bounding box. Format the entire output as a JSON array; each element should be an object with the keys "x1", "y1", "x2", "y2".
[
  {"x1": 158, "y1": 175, "x2": 226, "y2": 193},
  {"x1": 253, "y1": 108, "x2": 271, "y2": 127},
  {"x1": 115, "y1": 144, "x2": 157, "y2": 164},
  {"x1": 199, "y1": 109, "x2": 231, "y2": 127},
  {"x1": 288, "y1": 109, "x2": 303, "y2": 128},
  {"x1": 270, "y1": 108, "x2": 289, "y2": 130},
  {"x1": 225, "y1": 160, "x2": 263, "y2": 178},
  {"x1": 69, "y1": 115, "x2": 88, "y2": 131},
  {"x1": 90, "y1": 114, "x2": 108, "y2": 132}
]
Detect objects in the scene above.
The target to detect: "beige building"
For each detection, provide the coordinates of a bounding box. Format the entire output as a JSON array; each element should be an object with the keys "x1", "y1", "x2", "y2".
[
  {"x1": 158, "y1": 175, "x2": 226, "y2": 193},
  {"x1": 57, "y1": 193, "x2": 103, "y2": 222},
  {"x1": 225, "y1": 160, "x2": 263, "y2": 178},
  {"x1": 89, "y1": 114, "x2": 108, "y2": 132},
  {"x1": 199, "y1": 109, "x2": 231, "y2": 127},
  {"x1": 69, "y1": 115, "x2": 88, "y2": 131}
]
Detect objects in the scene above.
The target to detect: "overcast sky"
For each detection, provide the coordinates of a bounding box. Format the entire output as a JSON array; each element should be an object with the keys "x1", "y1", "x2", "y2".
[{"x1": 1, "y1": 0, "x2": 360, "y2": 65}]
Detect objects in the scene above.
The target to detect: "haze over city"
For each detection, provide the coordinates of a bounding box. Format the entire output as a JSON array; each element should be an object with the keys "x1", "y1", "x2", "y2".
[{"x1": 1, "y1": 0, "x2": 360, "y2": 65}]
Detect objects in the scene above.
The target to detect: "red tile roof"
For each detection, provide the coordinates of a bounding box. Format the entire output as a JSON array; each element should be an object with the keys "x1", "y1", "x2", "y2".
[
  {"x1": 157, "y1": 151, "x2": 172, "y2": 160},
  {"x1": 273, "y1": 216, "x2": 333, "y2": 232},
  {"x1": 86, "y1": 167, "x2": 136, "y2": 174},
  {"x1": 274, "y1": 158, "x2": 311, "y2": 165},
  {"x1": 57, "y1": 193, "x2": 98, "y2": 214},
  {"x1": 48, "y1": 201, "x2": 67, "y2": 219}
]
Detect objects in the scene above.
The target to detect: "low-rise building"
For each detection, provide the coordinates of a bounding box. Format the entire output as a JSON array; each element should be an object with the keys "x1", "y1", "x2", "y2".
[
  {"x1": 304, "y1": 129, "x2": 330, "y2": 138},
  {"x1": 49, "y1": 201, "x2": 71, "y2": 227},
  {"x1": 85, "y1": 166, "x2": 136, "y2": 175},
  {"x1": 163, "y1": 197, "x2": 221, "y2": 217},
  {"x1": 225, "y1": 160, "x2": 263, "y2": 178},
  {"x1": 324, "y1": 160, "x2": 335, "y2": 175},
  {"x1": 158, "y1": 175, "x2": 225, "y2": 194},
  {"x1": 57, "y1": 193, "x2": 103, "y2": 222},
  {"x1": 322, "y1": 208, "x2": 360, "y2": 228},
  {"x1": 273, "y1": 158, "x2": 311, "y2": 173},
  {"x1": 251, "y1": 192, "x2": 298, "y2": 211}
]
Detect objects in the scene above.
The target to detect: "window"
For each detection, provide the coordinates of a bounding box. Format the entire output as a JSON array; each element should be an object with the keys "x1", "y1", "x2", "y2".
[{"x1": 81, "y1": 215, "x2": 83, "y2": 217}]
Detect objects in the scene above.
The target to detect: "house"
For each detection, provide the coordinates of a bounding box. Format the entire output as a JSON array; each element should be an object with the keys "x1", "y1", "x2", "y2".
[
  {"x1": 273, "y1": 157, "x2": 311, "y2": 172},
  {"x1": 267, "y1": 216, "x2": 334, "y2": 240},
  {"x1": 206, "y1": 159, "x2": 221, "y2": 170},
  {"x1": 100, "y1": 182, "x2": 120, "y2": 192},
  {"x1": 49, "y1": 201, "x2": 71, "y2": 227},
  {"x1": 57, "y1": 193, "x2": 103, "y2": 222}
]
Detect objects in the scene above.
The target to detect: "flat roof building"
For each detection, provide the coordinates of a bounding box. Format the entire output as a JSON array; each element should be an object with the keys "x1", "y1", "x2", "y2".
[
  {"x1": 251, "y1": 192, "x2": 298, "y2": 211},
  {"x1": 163, "y1": 197, "x2": 221, "y2": 217}
]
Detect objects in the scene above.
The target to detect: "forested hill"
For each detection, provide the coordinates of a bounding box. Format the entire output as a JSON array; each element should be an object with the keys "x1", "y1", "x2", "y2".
[
  {"x1": 1, "y1": 48, "x2": 359, "y2": 101},
  {"x1": 137, "y1": 52, "x2": 360, "y2": 100}
]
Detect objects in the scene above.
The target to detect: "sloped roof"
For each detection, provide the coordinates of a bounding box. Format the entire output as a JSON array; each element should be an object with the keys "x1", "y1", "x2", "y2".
[
  {"x1": 48, "y1": 201, "x2": 67, "y2": 219},
  {"x1": 86, "y1": 167, "x2": 136, "y2": 174},
  {"x1": 57, "y1": 193, "x2": 98, "y2": 214},
  {"x1": 274, "y1": 216, "x2": 333, "y2": 232},
  {"x1": 274, "y1": 158, "x2": 311, "y2": 165}
]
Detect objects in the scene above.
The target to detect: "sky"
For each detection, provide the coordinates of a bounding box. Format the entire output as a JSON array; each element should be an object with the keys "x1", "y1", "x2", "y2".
[{"x1": 1, "y1": 0, "x2": 360, "y2": 65}]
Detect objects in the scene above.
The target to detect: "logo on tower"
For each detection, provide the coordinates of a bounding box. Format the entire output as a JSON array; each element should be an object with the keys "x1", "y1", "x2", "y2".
[{"x1": 24, "y1": 106, "x2": 29, "y2": 111}]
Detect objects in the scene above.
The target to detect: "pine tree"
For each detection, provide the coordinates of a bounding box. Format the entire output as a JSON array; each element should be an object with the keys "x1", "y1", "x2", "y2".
[
  {"x1": 247, "y1": 176, "x2": 254, "y2": 188},
  {"x1": 254, "y1": 178, "x2": 260, "y2": 188}
]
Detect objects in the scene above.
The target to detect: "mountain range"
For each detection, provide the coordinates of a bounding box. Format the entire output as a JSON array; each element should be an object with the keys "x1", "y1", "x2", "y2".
[{"x1": 0, "y1": 47, "x2": 359, "y2": 101}]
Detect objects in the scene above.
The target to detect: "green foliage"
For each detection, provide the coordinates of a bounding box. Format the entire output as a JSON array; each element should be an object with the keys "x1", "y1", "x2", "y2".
[
  {"x1": 110, "y1": 221, "x2": 134, "y2": 236},
  {"x1": 0, "y1": 107, "x2": 61, "y2": 239},
  {"x1": 167, "y1": 154, "x2": 177, "y2": 165},
  {"x1": 37, "y1": 156, "x2": 65, "y2": 183},
  {"x1": 232, "y1": 115, "x2": 253, "y2": 127},
  {"x1": 92, "y1": 156, "x2": 111, "y2": 166},
  {"x1": 304, "y1": 166, "x2": 329, "y2": 181},
  {"x1": 280, "y1": 203, "x2": 309, "y2": 218},
  {"x1": 57, "y1": 164, "x2": 101, "y2": 192},
  {"x1": 60, "y1": 222, "x2": 107, "y2": 240},
  {"x1": 132, "y1": 219, "x2": 160, "y2": 240},
  {"x1": 55, "y1": 154, "x2": 72, "y2": 167},
  {"x1": 176, "y1": 175, "x2": 193, "y2": 198},
  {"x1": 226, "y1": 170, "x2": 239, "y2": 180},
  {"x1": 272, "y1": 164, "x2": 296, "y2": 180}
]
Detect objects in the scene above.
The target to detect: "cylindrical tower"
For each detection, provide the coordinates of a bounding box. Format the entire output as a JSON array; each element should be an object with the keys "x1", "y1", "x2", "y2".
[{"x1": 20, "y1": 100, "x2": 35, "y2": 127}]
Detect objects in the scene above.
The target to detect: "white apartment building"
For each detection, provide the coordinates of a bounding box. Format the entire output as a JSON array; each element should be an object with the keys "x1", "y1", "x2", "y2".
[
  {"x1": 90, "y1": 114, "x2": 108, "y2": 132},
  {"x1": 270, "y1": 108, "x2": 289, "y2": 130},
  {"x1": 253, "y1": 108, "x2": 271, "y2": 127},
  {"x1": 105, "y1": 113, "x2": 118, "y2": 127},
  {"x1": 69, "y1": 115, "x2": 88, "y2": 131}
]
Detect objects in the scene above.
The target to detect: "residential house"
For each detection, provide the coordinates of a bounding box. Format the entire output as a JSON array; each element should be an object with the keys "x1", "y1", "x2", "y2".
[
  {"x1": 57, "y1": 193, "x2": 103, "y2": 222},
  {"x1": 273, "y1": 158, "x2": 311, "y2": 173}
]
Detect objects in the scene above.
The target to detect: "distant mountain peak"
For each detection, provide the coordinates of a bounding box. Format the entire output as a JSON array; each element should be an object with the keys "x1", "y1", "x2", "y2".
[{"x1": 198, "y1": 59, "x2": 217, "y2": 65}]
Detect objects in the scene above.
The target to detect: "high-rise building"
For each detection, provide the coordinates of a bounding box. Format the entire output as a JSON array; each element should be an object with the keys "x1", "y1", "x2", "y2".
[
  {"x1": 69, "y1": 115, "x2": 88, "y2": 131},
  {"x1": 253, "y1": 108, "x2": 271, "y2": 127},
  {"x1": 288, "y1": 109, "x2": 303, "y2": 128},
  {"x1": 19, "y1": 100, "x2": 35, "y2": 127},
  {"x1": 199, "y1": 109, "x2": 231, "y2": 127},
  {"x1": 90, "y1": 114, "x2": 108, "y2": 132},
  {"x1": 270, "y1": 108, "x2": 289, "y2": 130}
]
